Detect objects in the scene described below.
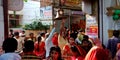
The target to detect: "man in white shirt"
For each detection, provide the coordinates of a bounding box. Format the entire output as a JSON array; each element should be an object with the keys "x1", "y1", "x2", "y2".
[
  {"x1": 14, "y1": 32, "x2": 24, "y2": 53},
  {"x1": 45, "y1": 21, "x2": 56, "y2": 58}
]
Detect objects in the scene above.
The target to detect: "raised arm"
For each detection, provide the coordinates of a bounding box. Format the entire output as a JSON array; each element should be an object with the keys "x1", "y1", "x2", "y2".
[
  {"x1": 45, "y1": 21, "x2": 56, "y2": 43},
  {"x1": 45, "y1": 21, "x2": 56, "y2": 57}
]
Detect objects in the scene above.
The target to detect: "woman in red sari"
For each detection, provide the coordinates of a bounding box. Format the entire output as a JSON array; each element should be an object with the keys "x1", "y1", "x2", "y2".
[
  {"x1": 34, "y1": 36, "x2": 46, "y2": 59},
  {"x1": 63, "y1": 36, "x2": 75, "y2": 60},
  {"x1": 63, "y1": 33, "x2": 86, "y2": 60},
  {"x1": 71, "y1": 46, "x2": 84, "y2": 60},
  {"x1": 52, "y1": 32, "x2": 59, "y2": 46},
  {"x1": 84, "y1": 38, "x2": 109, "y2": 60}
]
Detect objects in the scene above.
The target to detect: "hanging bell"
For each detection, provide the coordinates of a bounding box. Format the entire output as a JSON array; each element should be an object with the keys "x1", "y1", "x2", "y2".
[{"x1": 54, "y1": 8, "x2": 67, "y2": 20}]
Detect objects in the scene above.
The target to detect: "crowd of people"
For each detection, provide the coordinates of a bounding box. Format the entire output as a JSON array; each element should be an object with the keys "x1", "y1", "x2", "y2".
[{"x1": 0, "y1": 19, "x2": 120, "y2": 60}]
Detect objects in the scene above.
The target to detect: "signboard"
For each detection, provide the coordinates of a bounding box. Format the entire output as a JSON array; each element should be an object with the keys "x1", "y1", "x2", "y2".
[
  {"x1": 61, "y1": 0, "x2": 82, "y2": 7},
  {"x1": 86, "y1": 14, "x2": 98, "y2": 38},
  {"x1": 40, "y1": 6, "x2": 52, "y2": 19},
  {"x1": 8, "y1": 0, "x2": 23, "y2": 11},
  {"x1": 86, "y1": 26, "x2": 98, "y2": 39},
  {"x1": 87, "y1": 26, "x2": 98, "y2": 35},
  {"x1": 72, "y1": 11, "x2": 84, "y2": 15},
  {"x1": 86, "y1": 14, "x2": 96, "y2": 26}
]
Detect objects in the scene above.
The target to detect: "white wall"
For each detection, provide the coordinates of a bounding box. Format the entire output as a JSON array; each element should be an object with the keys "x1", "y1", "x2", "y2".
[
  {"x1": 21, "y1": 0, "x2": 40, "y2": 25},
  {"x1": 21, "y1": 0, "x2": 52, "y2": 25},
  {"x1": 0, "y1": 0, "x2": 4, "y2": 47},
  {"x1": 99, "y1": 0, "x2": 119, "y2": 46}
]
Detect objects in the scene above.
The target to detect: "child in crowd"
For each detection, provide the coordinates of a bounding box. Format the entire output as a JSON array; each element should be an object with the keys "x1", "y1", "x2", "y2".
[
  {"x1": 71, "y1": 46, "x2": 84, "y2": 60},
  {"x1": 46, "y1": 46, "x2": 63, "y2": 60}
]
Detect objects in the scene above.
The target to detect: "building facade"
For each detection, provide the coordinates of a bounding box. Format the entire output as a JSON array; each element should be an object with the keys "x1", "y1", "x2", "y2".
[{"x1": 0, "y1": 0, "x2": 119, "y2": 47}]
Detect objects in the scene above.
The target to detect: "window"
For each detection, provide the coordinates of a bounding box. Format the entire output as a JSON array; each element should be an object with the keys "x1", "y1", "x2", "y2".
[{"x1": 9, "y1": 14, "x2": 21, "y2": 28}]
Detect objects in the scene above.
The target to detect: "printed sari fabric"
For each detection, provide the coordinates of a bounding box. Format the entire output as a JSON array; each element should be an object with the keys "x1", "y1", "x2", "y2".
[
  {"x1": 63, "y1": 44, "x2": 86, "y2": 60},
  {"x1": 52, "y1": 36, "x2": 58, "y2": 46},
  {"x1": 63, "y1": 43, "x2": 72, "y2": 60}
]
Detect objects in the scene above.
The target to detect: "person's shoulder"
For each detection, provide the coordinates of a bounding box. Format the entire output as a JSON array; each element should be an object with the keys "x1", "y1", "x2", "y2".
[
  {"x1": 0, "y1": 53, "x2": 21, "y2": 60},
  {"x1": 1, "y1": 52, "x2": 20, "y2": 56},
  {"x1": 108, "y1": 37, "x2": 115, "y2": 41},
  {"x1": 45, "y1": 38, "x2": 49, "y2": 43}
]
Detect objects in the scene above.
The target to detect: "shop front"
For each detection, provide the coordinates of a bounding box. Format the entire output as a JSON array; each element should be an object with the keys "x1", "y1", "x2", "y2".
[
  {"x1": 70, "y1": 11, "x2": 86, "y2": 31},
  {"x1": 52, "y1": 0, "x2": 86, "y2": 31},
  {"x1": 40, "y1": 0, "x2": 99, "y2": 40}
]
